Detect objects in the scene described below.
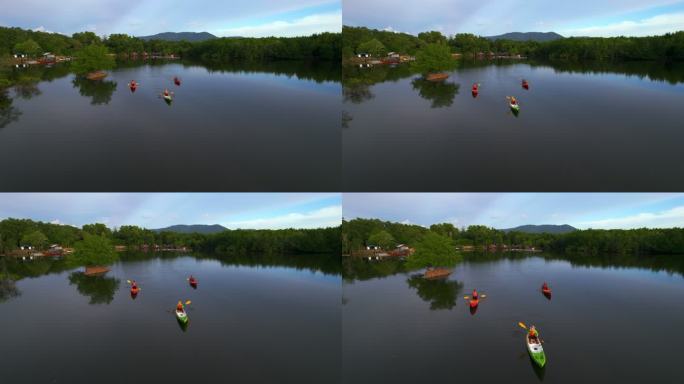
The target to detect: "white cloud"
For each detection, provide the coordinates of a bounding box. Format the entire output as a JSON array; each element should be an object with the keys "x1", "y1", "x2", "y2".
[
  {"x1": 216, "y1": 11, "x2": 341, "y2": 37},
  {"x1": 400, "y1": 219, "x2": 411, "y2": 225},
  {"x1": 561, "y1": 12, "x2": 684, "y2": 37},
  {"x1": 579, "y1": 205, "x2": 684, "y2": 229},
  {"x1": 223, "y1": 205, "x2": 341, "y2": 229},
  {"x1": 50, "y1": 219, "x2": 61, "y2": 225}
]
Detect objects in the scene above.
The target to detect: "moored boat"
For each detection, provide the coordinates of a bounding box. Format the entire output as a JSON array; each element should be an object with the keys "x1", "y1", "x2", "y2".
[
  {"x1": 423, "y1": 267, "x2": 452, "y2": 280},
  {"x1": 425, "y1": 72, "x2": 449, "y2": 82}
]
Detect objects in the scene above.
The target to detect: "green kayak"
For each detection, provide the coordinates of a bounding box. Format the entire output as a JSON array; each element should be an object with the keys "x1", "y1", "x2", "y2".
[
  {"x1": 176, "y1": 309, "x2": 188, "y2": 324},
  {"x1": 526, "y1": 333, "x2": 546, "y2": 367}
]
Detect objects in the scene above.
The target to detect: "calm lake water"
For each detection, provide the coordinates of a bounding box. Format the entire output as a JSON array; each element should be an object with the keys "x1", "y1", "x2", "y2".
[
  {"x1": 0, "y1": 61, "x2": 340, "y2": 191},
  {"x1": 343, "y1": 60, "x2": 684, "y2": 191},
  {"x1": 342, "y1": 253, "x2": 684, "y2": 383},
  {"x1": 0, "y1": 252, "x2": 340, "y2": 383}
]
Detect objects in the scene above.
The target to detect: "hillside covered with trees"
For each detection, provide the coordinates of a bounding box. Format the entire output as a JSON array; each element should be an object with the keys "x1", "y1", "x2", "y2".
[{"x1": 343, "y1": 218, "x2": 684, "y2": 256}]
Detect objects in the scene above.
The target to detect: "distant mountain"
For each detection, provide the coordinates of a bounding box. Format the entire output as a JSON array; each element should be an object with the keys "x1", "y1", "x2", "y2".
[
  {"x1": 153, "y1": 224, "x2": 227, "y2": 234},
  {"x1": 485, "y1": 32, "x2": 564, "y2": 42},
  {"x1": 501, "y1": 224, "x2": 577, "y2": 234},
  {"x1": 137, "y1": 32, "x2": 217, "y2": 42}
]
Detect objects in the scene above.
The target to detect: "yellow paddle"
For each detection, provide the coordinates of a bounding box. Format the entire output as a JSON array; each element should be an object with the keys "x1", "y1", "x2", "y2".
[
  {"x1": 185, "y1": 300, "x2": 191, "y2": 305},
  {"x1": 518, "y1": 322, "x2": 528, "y2": 330}
]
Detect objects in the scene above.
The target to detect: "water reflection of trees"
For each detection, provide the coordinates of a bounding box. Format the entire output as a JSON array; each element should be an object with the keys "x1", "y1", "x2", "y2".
[
  {"x1": 407, "y1": 274, "x2": 464, "y2": 310},
  {"x1": 0, "y1": 89, "x2": 22, "y2": 128},
  {"x1": 72, "y1": 77, "x2": 117, "y2": 105},
  {"x1": 118, "y1": 251, "x2": 341, "y2": 276},
  {"x1": 411, "y1": 78, "x2": 460, "y2": 108},
  {"x1": 343, "y1": 258, "x2": 409, "y2": 283},
  {"x1": 0, "y1": 259, "x2": 21, "y2": 303},
  {"x1": 68, "y1": 272, "x2": 120, "y2": 305}
]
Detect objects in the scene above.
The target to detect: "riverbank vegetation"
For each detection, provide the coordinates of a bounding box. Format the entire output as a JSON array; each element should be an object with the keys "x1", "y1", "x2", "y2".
[
  {"x1": 0, "y1": 26, "x2": 340, "y2": 61},
  {"x1": 0, "y1": 218, "x2": 340, "y2": 257},
  {"x1": 343, "y1": 26, "x2": 684, "y2": 62},
  {"x1": 343, "y1": 218, "x2": 684, "y2": 256}
]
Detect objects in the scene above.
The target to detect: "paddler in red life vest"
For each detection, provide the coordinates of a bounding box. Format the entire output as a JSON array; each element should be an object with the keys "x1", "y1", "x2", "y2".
[
  {"x1": 131, "y1": 280, "x2": 138, "y2": 290},
  {"x1": 472, "y1": 289, "x2": 479, "y2": 300},
  {"x1": 529, "y1": 325, "x2": 539, "y2": 340},
  {"x1": 163, "y1": 88, "x2": 170, "y2": 97},
  {"x1": 176, "y1": 301, "x2": 184, "y2": 313},
  {"x1": 509, "y1": 96, "x2": 518, "y2": 105},
  {"x1": 542, "y1": 282, "x2": 549, "y2": 291},
  {"x1": 522, "y1": 79, "x2": 529, "y2": 89},
  {"x1": 472, "y1": 83, "x2": 479, "y2": 93}
]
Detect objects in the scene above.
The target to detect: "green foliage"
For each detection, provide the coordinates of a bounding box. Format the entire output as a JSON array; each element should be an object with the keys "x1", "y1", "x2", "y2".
[
  {"x1": 343, "y1": 218, "x2": 684, "y2": 256},
  {"x1": 82, "y1": 223, "x2": 112, "y2": 237},
  {"x1": 342, "y1": 26, "x2": 425, "y2": 57},
  {"x1": 418, "y1": 31, "x2": 447, "y2": 45},
  {"x1": 185, "y1": 33, "x2": 341, "y2": 62},
  {"x1": 357, "y1": 38, "x2": 387, "y2": 56},
  {"x1": 71, "y1": 44, "x2": 115, "y2": 75},
  {"x1": 20, "y1": 230, "x2": 49, "y2": 249},
  {"x1": 71, "y1": 234, "x2": 118, "y2": 267},
  {"x1": 406, "y1": 232, "x2": 462, "y2": 269},
  {"x1": 13, "y1": 39, "x2": 42, "y2": 57},
  {"x1": 72, "y1": 32, "x2": 101, "y2": 48},
  {"x1": 367, "y1": 230, "x2": 395, "y2": 249},
  {"x1": 412, "y1": 43, "x2": 454, "y2": 75}
]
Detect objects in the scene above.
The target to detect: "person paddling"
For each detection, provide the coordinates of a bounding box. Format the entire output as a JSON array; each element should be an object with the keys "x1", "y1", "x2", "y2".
[
  {"x1": 528, "y1": 325, "x2": 539, "y2": 340},
  {"x1": 176, "y1": 300, "x2": 184, "y2": 313},
  {"x1": 472, "y1": 289, "x2": 479, "y2": 300},
  {"x1": 472, "y1": 83, "x2": 479, "y2": 93},
  {"x1": 131, "y1": 280, "x2": 138, "y2": 290},
  {"x1": 542, "y1": 282, "x2": 549, "y2": 291},
  {"x1": 509, "y1": 96, "x2": 518, "y2": 105},
  {"x1": 522, "y1": 79, "x2": 529, "y2": 89}
]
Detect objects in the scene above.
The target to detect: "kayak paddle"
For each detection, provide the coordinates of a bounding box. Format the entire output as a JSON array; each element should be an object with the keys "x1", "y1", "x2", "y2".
[{"x1": 518, "y1": 322, "x2": 528, "y2": 330}]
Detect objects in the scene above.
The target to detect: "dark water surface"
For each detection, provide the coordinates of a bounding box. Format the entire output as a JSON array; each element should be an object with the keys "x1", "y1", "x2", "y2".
[
  {"x1": 342, "y1": 253, "x2": 684, "y2": 383},
  {"x1": 343, "y1": 61, "x2": 684, "y2": 191},
  {"x1": 0, "y1": 61, "x2": 340, "y2": 191},
  {"x1": 0, "y1": 253, "x2": 340, "y2": 383}
]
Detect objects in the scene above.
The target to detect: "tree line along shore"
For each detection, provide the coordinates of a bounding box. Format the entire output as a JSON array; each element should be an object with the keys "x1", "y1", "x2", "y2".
[
  {"x1": 343, "y1": 218, "x2": 684, "y2": 257},
  {"x1": 0, "y1": 218, "x2": 341, "y2": 262},
  {"x1": 343, "y1": 26, "x2": 684, "y2": 63},
  {"x1": 0, "y1": 26, "x2": 341, "y2": 64}
]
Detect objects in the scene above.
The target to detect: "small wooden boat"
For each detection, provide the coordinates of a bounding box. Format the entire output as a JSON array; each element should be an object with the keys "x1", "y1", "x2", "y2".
[
  {"x1": 423, "y1": 267, "x2": 452, "y2": 280},
  {"x1": 425, "y1": 72, "x2": 449, "y2": 82},
  {"x1": 84, "y1": 266, "x2": 109, "y2": 276},
  {"x1": 85, "y1": 71, "x2": 107, "y2": 81}
]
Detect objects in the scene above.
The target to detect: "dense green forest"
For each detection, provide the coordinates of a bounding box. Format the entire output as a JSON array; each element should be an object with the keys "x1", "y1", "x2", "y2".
[
  {"x1": 0, "y1": 26, "x2": 340, "y2": 61},
  {"x1": 343, "y1": 26, "x2": 684, "y2": 61},
  {"x1": 343, "y1": 218, "x2": 684, "y2": 256},
  {"x1": 0, "y1": 218, "x2": 340, "y2": 255}
]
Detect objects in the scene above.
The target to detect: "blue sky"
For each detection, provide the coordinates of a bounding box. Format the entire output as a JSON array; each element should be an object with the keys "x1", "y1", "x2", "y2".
[
  {"x1": 0, "y1": 193, "x2": 341, "y2": 229},
  {"x1": 0, "y1": 0, "x2": 341, "y2": 37},
  {"x1": 343, "y1": 193, "x2": 684, "y2": 230},
  {"x1": 343, "y1": 0, "x2": 684, "y2": 37}
]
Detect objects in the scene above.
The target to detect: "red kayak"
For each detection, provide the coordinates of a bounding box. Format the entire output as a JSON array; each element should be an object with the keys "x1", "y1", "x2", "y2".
[
  {"x1": 130, "y1": 286, "x2": 139, "y2": 297},
  {"x1": 522, "y1": 81, "x2": 529, "y2": 90},
  {"x1": 469, "y1": 299, "x2": 479, "y2": 308},
  {"x1": 189, "y1": 277, "x2": 197, "y2": 288},
  {"x1": 174, "y1": 77, "x2": 181, "y2": 86}
]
